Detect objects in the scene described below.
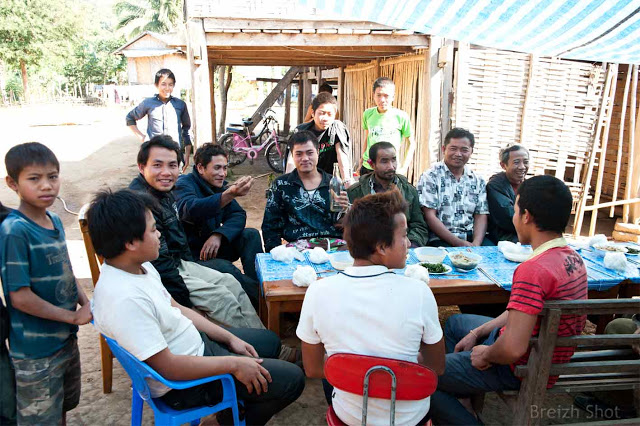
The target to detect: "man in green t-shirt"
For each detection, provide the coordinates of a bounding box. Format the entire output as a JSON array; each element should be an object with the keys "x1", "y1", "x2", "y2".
[{"x1": 360, "y1": 77, "x2": 414, "y2": 176}]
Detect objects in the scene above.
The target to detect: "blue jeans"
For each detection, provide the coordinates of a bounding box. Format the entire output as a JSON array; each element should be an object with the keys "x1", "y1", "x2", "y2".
[{"x1": 430, "y1": 314, "x2": 521, "y2": 425}]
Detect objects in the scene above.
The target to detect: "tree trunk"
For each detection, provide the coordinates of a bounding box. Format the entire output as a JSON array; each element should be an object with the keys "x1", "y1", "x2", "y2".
[
  {"x1": 218, "y1": 66, "x2": 233, "y2": 136},
  {"x1": 20, "y1": 59, "x2": 29, "y2": 103}
]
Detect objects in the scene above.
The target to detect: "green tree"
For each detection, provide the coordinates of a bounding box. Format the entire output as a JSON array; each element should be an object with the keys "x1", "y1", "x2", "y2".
[
  {"x1": 0, "y1": 0, "x2": 80, "y2": 102},
  {"x1": 114, "y1": 0, "x2": 182, "y2": 37},
  {"x1": 65, "y1": 36, "x2": 127, "y2": 87}
]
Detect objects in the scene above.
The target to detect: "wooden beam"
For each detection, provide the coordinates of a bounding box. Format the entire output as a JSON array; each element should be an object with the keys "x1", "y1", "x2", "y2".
[
  {"x1": 627, "y1": 66, "x2": 639, "y2": 222},
  {"x1": 248, "y1": 66, "x2": 301, "y2": 132},
  {"x1": 589, "y1": 63, "x2": 619, "y2": 236},
  {"x1": 427, "y1": 36, "x2": 444, "y2": 163},
  {"x1": 440, "y1": 39, "x2": 454, "y2": 143},
  {"x1": 205, "y1": 58, "x2": 366, "y2": 66},
  {"x1": 283, "y1": 84, "x2": 292, "y2": 134},
  {"x1": 573, "y1": 64, "x2": 615, "y2": 236},
  {"x1": 610, "y1": 65, "x2": 633, "y2": 217},
  {"x1": 186, "y1": 18, "x2": 214, "y2": 146},
  {"x1": 202, "y1": 18, "x2": 397, "y2": 31},
  {"x1": 452, "y1": 42, "x2": 469, "y2": 128},
  {"x1": 204, "y1": 32, "x2": 429, "y2": 47},
  {"x1": 209, "y1": 62, "x2": 217, "y2": 143},
  {"x1": 520, "y1": 54, "x2": 538, "y2": 145},
  {"x1": 337, "y1": 67, "x2": 345, "y2": 120},
  {"x1": 303, "y1": 70, "x2": 312, "y2": 119}
]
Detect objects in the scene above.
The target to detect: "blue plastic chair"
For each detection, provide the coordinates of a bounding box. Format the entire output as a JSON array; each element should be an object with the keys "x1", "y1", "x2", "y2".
[{"x1": 102, "y1": 334, "x2": 245, "y2": 426}]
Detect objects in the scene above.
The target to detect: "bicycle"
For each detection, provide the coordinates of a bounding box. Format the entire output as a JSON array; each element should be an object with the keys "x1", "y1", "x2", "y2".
[{"x1": 218, "y1": 109, "x2": 287, "y2": 173}]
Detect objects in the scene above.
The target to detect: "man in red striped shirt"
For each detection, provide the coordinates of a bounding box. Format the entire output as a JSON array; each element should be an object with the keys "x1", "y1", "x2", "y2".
[{"x1": 430, "y1": 175, "x2": 587, "y2": 425}]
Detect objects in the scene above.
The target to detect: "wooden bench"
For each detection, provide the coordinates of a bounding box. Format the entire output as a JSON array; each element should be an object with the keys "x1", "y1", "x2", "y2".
[{"x1": 480, "y1": 299, "x2": 640, "y2": 425}]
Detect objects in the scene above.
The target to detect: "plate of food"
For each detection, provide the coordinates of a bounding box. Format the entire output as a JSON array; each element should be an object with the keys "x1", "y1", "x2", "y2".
[
  {"x1": 449, "y1": 252, "x2": 482, "y2": 272},
  {"x1": 624, "y1": 246, "x2": 640, "y2": 256},
  {"x1": 592, "y1": 243, "x2": 628, "y2": 257},
  {"x1": 418, "y1": 262, "x2": 452, "y2": 275}
]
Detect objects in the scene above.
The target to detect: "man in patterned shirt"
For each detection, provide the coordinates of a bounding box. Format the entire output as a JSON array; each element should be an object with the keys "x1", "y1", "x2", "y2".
[
  {"x1": 417, "y1": 128, "x2": 491, "y2": 247},
  {"x1": 429, "y1": 176, "x2": 587, "y2": 425}
]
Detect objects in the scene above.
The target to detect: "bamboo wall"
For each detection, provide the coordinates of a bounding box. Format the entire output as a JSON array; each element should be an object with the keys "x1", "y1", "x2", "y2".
[
  {"x1": 453, "y1": 47, "x2": 606, "y2": 194},
  {"x1": 343, "y1": 52, "x2": 427, "y2": 181}
]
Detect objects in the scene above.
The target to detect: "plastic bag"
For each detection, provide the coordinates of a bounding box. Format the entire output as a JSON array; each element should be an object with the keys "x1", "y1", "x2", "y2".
[
  {"x1": 306, "y1": 247, "x2": 330, "y2": 264},
  {"x1": 404, "y1": 264, "x2": 430, "y2": 284},
  {"x1": 292, "y1": 266, "x2": 317, "y2": 287},
  {"x1": 270, "y1": 245, "x2": 305, "y2": 264}
]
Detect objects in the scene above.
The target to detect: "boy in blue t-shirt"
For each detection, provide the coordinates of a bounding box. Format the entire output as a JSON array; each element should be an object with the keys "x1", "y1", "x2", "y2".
[{"x1": 1, "y1": 142, "x2": 92, "y2": 425}]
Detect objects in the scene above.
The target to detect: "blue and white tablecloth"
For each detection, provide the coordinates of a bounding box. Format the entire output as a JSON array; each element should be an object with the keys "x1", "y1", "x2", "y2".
[{"x1": 256, "y1": 246, "x2": 640, "y2": 292}]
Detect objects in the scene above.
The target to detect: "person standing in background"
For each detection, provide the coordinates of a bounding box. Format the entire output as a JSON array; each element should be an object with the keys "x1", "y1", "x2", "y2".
[{"x1": 126, "y1": 69, "x2": 192, "y2": 173}]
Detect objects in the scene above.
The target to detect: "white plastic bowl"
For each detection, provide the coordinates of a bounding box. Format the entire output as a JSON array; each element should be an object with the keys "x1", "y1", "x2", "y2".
[
  {"x1": 592, "y1": 243, "x2": 627, "y2": 258},
  {"x1": 414, "y1": 247, "x2": 447, "y2": 264},
  {"x1": 329, "y1": 251, "x2": 354, "y2": 271},
  {"x1": 449, "y1": 252, "x2": 482, "y2": 271}
]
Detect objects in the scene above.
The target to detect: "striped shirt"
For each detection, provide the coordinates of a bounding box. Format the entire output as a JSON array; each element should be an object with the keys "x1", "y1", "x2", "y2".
[
  {"x1": 0, "y1": 210, "x2": 78, "y2": 359},
  {"x1": 505, "y1": 241, "x2": 587, "y2": 386}
]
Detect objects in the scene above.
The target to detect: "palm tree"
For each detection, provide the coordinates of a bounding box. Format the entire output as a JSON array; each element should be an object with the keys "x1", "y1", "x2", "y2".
[{"x1": 114, "y1": 0, "x2": 182, "y2": 37}]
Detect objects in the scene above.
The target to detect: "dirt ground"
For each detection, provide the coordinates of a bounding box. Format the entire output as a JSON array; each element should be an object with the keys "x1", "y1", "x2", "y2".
[{"x1": 0, "y1": 105, "x2": 613, "y2": 425}]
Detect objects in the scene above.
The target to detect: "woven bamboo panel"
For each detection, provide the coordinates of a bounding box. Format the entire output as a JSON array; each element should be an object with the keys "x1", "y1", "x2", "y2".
[
  {"x1": 343, "y1": 52, "x2": 425, "y2": 180},
  {"x1": 453, "y1": 47, "x2": 606, "y2": 191},
  {"x1": 343, "y1": 62, "x2": 376, "y2": 172}
]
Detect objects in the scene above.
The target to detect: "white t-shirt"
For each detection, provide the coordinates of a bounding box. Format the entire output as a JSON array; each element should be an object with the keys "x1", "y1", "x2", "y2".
[
  {"x1": 92, "y1": 262, "x2": 204, "y2": 397},
  {"x1": 296, "y1": 265, "x2": 443, "y2": 426}
]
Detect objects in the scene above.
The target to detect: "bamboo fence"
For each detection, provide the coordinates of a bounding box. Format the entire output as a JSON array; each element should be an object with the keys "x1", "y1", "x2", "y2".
[
  {"x1": 343, "y1": 52, "x2": 427, "y2": 181},
  {"x1": 341, "y1": 45, "x2": 640, "y2": 230},
  {"x1": 452, "y1": 47, "x2": 606, "y2": 197}
]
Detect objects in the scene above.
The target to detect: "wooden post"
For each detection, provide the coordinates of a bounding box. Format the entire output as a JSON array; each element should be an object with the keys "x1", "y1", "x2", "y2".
[
  {"x1": 283, "y1": 83, "x2": 291, "y2": 134},
  {"x1": 626, "y1": 65, "x2": 639, "y2": 222},
  {"x1": 338, "y1": 66, "x2": 345, "y2": 119},
  {"x1": 427, "y1": 36, "x2": 445, "y2": 163},
  {"x1": 303, "y1": 69, "x2": 312, "y2": 118},
  {"x1": 589, "y1": 63, "x2": 618, "y2": 236},
  {"x1": 209, "y1": 63, "x2": 217, "y2": 142},
  {"x1": 375, "y1": 58, "x2": 381, "y2": 79},
  {"x1": 453, "y1": 42, "x2": 469, "y2": 128},
  {"x1": 520, "y1": 54, "x2": 538, "y2": 145},
  {"x1": 440, "y1": 39, "x2": 454, "y2": 143},
  {"x1": 316, "y1": 66, "x2": 323, "y2": 87},
  {"x1": 297, "y1": 75, "x2": 305, "y2": 125},
  {"x1": 610, "y1": 65, "x2": 632, "y2": 217},
  {"x1": 186, "y1": 19, "x2": 213, "y2": 146}
]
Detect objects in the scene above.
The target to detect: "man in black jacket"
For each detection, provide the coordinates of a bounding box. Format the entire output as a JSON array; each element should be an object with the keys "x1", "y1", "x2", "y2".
[
  {"x1": 174, "y1": 144, "x2": 262, "y2": 304},
  {"x1": 487, "y1": 144, "x2": 529, "y2": 244},
  {"x1": 263, "y1": 131, "x2": 344, "y2": 252},
  {"x1": 285, "y1": 92, "x2": 353, "y2": 186},
  {"x1": 129, "y1": 136, "x2": 263, "y2": 329}
]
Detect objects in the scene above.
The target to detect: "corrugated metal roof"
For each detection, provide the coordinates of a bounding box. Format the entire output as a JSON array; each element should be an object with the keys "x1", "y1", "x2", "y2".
[{"x1": 300, "y1": 0, "x2": 640, "y2": 64}]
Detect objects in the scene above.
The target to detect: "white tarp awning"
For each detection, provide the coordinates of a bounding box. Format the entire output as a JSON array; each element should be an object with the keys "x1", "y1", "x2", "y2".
[{"x1": 300, "y1": 0, "x2": 640, "y2": 64}]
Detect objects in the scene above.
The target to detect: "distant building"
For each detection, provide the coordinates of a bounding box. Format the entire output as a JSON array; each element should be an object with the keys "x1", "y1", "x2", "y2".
[{"x1": 114, "y1": 31, "x2": 189, "y2": 102}]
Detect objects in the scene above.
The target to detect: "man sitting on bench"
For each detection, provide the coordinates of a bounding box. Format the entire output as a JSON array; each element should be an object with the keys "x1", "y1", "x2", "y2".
[{"x1": 430, "y1": 176, "x2": 588, "y2": 425}]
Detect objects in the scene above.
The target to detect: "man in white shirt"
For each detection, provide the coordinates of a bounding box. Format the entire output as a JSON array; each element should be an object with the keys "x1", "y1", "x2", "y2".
[
  {"x1": 89, "y1": 189, "x2": 304, "y2": 425},
  {"x1": 297, "y1": 191, "x2": 445, "y2": 426}
]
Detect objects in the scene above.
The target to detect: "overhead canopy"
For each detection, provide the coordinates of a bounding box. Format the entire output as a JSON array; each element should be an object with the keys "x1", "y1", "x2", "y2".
[
  {"x1": 203, "y1": 18, "x2": 427, "y2": 66},
  {"x1": 301, "y1": 0, "x2": 640, "y2": 64}
]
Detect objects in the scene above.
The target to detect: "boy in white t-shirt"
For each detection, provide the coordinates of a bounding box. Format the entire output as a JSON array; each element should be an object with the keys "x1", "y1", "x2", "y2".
[
  {"x1": 89, "y1": 189, "x2": 304, "y2": 425},
  {"x1": 296, "y1": 191, "x2": 445, "y2": 426}
]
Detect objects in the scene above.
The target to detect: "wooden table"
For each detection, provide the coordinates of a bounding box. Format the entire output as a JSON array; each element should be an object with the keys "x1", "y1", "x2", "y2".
[{"x1": 259, "y1": 277, "x2": 625, "y2": 336}]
